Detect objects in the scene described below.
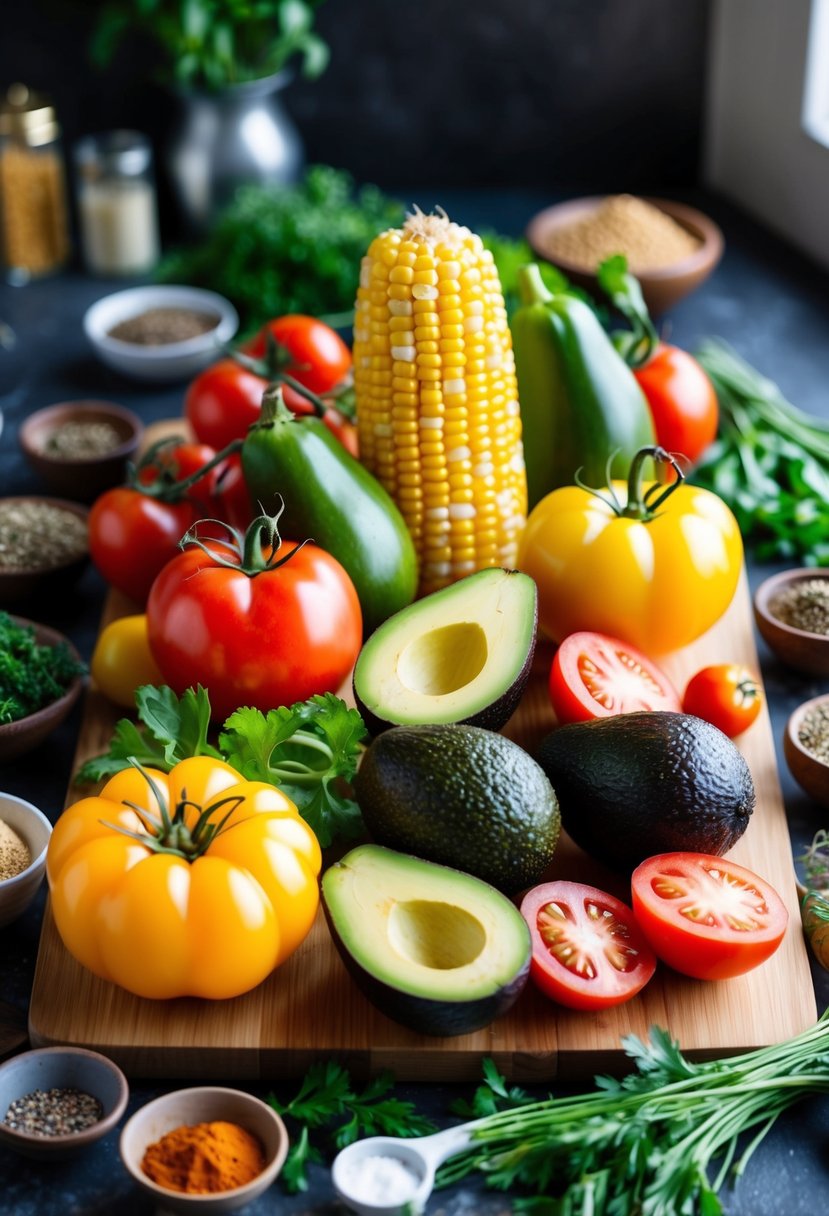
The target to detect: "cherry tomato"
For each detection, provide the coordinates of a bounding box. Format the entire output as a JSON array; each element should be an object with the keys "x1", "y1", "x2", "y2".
[
  {"x1": 185, "y1": 358, "x2": 267, "y2": 451},
  {"x1": 631, "y1": 853, "x2": 788, "y2": 980},
  {"x1": 243, "y1": 313, "x2": 352, "y2": 400},
  {"x1": 520, "y1": 881, "x2": 657, "y2": 1010},
  {"x1": 146, "y1": 531, "x2": 362, "y2": 722},
  {"x1": 682, "y1": 664, "x2": 763, "y2": 738},
  {"x1": 138, "y1": 440, "x2": 220, "y2": 514},
  {"x1": 89, "y1": 487, "x2": 197, "y2": 605},
  {"x1": 90, "y1": 614, "x2": 163, "y2": 708},
  {"x1": 549, "y1": 631, "x2": 681, "y2": 724},
  {"x1": 633, "y1": 343, "x2": 718, "y2": 471}
]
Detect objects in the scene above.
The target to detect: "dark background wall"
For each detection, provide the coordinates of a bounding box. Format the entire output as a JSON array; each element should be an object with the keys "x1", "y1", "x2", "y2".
[{"x1": 3, "y1": 0, "x2": 710, "y2": 194}]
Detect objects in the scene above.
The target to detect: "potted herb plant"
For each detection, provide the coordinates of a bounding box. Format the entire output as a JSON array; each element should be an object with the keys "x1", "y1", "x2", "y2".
[{"x1": 90, "y1": 0, "x2": 330, "y2": 231}]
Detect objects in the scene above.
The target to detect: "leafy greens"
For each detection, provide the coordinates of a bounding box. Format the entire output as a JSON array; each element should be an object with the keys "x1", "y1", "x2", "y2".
[{"x1": 0, "y1": 612, "x2": 86, "y2": 725}]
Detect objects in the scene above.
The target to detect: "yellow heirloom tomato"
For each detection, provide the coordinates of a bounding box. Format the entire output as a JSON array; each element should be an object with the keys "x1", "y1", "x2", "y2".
[
  {"x1": 47, "y1": 757, "x2": 322, "y2": 1000},
  {"x1": 517, "y1": 446, "x2": 743, "y2": 654},
  {"x1": 90, "y1": 614, "x2": 163, "y2": 709}
]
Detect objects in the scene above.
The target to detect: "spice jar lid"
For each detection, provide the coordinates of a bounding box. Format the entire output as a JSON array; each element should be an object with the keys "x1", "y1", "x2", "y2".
[
  {"x1": 74, "y1": 130, "x2": 154, "y2": 181},
  {"x1": 0, "y1": 83, "x2": 60, "y2": 146}
]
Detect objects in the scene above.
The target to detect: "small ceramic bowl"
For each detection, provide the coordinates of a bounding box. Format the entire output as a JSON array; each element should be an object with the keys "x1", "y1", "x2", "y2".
[
  {"x1": 0, "y1": 496, "x2": 89, "y2": 606},
  {"x1": 0, "y1": 618, "x2": 85, "y2": 763},
  {"x1": 784, "y1": 694, "x2": 829, "y2": 809},
  {"x1": 83, "y1": 285, "x2": 239, "y2": 383},
  {"x1": 753, "y1": 568, "x2": 829, "y2": 676},
  {"x1": 120, "y1": 1086, "x2": 289, "y2": 1213},
  {"x1": 0, "y1": 1047, "x2": 129, "y2": 1159},
  {"x1": 19, "y1": 400, "x2": 143, "y2": 502},
  {"x1": 525, "y1": 195, "x2": 724, "y2": 316},
  {"x1": 0, "y1": 791, "x2": 52, "y2": 928}
]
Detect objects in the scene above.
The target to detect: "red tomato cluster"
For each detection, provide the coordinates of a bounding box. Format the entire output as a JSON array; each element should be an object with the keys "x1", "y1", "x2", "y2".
[{"x1": 520, "y1": 854, "x2": 787, "y2": 1010}]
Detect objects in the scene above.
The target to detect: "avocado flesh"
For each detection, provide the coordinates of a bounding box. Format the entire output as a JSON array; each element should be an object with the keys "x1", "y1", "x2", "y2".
[
  {"x1": 536, "y1": 711, "x2": 755, "y2": 873},
  {"x1": 354, "y1": 723, "x2": 561, "y2": 895},
  {"x1": 352, "y1": 567, "x2": 537, "y2": 735},
  {"x1": 321, "y1": 844, "x2": 531, "y2": 1036}
]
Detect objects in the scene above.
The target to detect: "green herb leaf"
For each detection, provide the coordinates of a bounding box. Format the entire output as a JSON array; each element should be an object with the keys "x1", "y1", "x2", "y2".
[
  {"x1": 0, "y1": 613, "x2": 85, "y2": 727},
  {"x1": 279, "y1": 1125, "x2": 322, "y2": 1193},
  {"x1": 219, "y1": 693, "x2": 366, "y2": 846}
]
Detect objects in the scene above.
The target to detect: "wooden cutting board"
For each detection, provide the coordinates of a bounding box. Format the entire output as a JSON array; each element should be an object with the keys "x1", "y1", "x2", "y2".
[{"x1": 28, "y1": 425, "x2": 817, "y2": 1080}]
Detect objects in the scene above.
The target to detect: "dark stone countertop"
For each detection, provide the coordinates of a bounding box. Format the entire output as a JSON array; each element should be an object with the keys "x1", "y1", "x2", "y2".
[{"x1": 1, "y1": 188, "x2": 829, "y2": 1214}]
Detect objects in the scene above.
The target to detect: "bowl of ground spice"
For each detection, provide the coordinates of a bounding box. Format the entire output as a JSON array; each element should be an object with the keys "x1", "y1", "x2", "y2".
[
  {"x1": 0, "y1": 791, "x2": 52, "y2": 928},
  {"x1": 0, "y1": 495, "x2": 89, "y2": 605},
  {"x1": 785, "y1": 695, "x2": 829, "y2": 810},
  {"x1": 0, "y1": 614, "x2": 86, "y2": 762},
  {"x1": 84, "y1": 285, "x2": 238, "y2": 383},
  {"x1": 120, "y1": 1086, "x2": 288, "y2": 1213},
  {"x1": 754, "y1": 568, "x2": 829, "y2": 676},
  {"x1": 19, "y1": 399, "x2": 143, "y2": 501},
  {"x1": 0, "y1": 1046, "x2": 129, "y2": 1158},
  {"x1": 526, "y1": 194, "x2": 724, "y2": 316}
]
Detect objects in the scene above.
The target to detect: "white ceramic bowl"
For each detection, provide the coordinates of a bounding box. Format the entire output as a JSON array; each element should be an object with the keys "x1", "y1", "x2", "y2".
[
  {"x1": 0, "y1": 792, "x2": 53, "y2": 928},
  {"x1": 119, "y1": 1086, "x2": 289, "y2": 1213},
  {"x1": 83, "y1": 285, "x2": 239, "y2": 383}
]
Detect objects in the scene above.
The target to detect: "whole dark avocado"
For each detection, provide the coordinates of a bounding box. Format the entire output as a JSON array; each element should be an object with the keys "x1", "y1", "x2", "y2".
[
  {"x1": 354, "y1": 723, "x2": 561, "y2": 895},
  {"x1": 536, "y1": 711, "x2": 755, "y2": 872}
]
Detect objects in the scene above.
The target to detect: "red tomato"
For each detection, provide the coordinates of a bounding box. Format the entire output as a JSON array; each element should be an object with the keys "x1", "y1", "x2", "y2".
[
  {"x1": 520, "y1": 881, "x2": 657, "y2": 1010},
  {"x1": 682, "y1": 664, "x2": 763, "y2": 738},
  {"x1": 633, "y1": 343, "x2": 718, "y2": 471},
  {"x1": 185, "y1": 359, "x2": 267, "y2": 450},
  {"x1": 549, "y1": 631, "x2": 681, "y2": 724},
  {"x1": 89, "y1": 488, "x2": 197, "y2": 605},
  {"x1": 630, "y1": 853, "x2": 788, "y2": 981},
  {"x1": 138, "y1": 441, "x2": 221, "y2": 514},
  {"x1": 146, "y1": 534, "x2": 363, "y2": 722},
  {"x1": 244, "y1": 314, "x2": 352, "y2": 398}
]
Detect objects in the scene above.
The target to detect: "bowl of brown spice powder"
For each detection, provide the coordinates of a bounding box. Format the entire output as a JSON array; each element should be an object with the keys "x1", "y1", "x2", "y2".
[
  {"x1": 0, "y1": 791, "x2": 52, "y2": 928},
  {"x1": 754, "y1": 568, "x2": 829, "y2": 676},
  {"x1": 526, "y1": 194, "x2": 724, "y2": 315},
  {"x1": 83, "y1": 285, "x2": 238, "y2": 383},
  {"x1": 19, "y1": 399, "x2": 144, "y2": 502}
]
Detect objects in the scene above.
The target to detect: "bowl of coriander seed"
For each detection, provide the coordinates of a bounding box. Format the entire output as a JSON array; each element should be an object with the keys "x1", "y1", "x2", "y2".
[{"x1": 753, "y1": 568, "x2": 829, "y2": 676}]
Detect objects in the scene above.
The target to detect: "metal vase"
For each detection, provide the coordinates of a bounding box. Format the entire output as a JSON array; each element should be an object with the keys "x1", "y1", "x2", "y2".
[{"x1": 164, "y1": 70, "x2": 304, "y2": 235}]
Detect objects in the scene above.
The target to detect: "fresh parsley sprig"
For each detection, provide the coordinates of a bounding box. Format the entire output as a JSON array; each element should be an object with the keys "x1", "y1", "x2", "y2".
[{"x1": 267, "y1": 1062, "x2": 437, "y2": 1193}]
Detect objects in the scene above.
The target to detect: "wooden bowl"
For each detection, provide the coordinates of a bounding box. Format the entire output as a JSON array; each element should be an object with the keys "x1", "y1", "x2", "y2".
[
  {"x1": 784, "y1": 695, "x2": 829, "y2": 809},
  {"x1": 753, "y1": 568, "x2": 829, "y2": 676},
  {"x1": 525, "y1": 195, "x2": 724, "y2": 316},
  {"x1": 0, "y1": 496, "x2": 89, "y2": 606},
  {"x1": 0, "y1": 617, "x2": 85, "y2": 763},
  {"x1": 0, "y1": 791, "x2": 52, "y2": 928},
  {"x1": 119, "y1": 1086, "x2": 289, "y2": 1212},
  {"x1": 19, "y1": 400, "x2": 143, "y2": 502},
  {"x1": 0, "y1": 1047, "x2": 128, "y2": 1159}
]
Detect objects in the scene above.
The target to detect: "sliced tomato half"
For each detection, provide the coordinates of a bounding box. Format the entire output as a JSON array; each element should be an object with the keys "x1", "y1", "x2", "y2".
[
  {"x1": 548, "y1": 631, "x2": 681, "y2": 725},
  {"x1": 519, "y1": 881, "x2": 657, "y2": 1010},
  {"x1": 630, "y1": 853, "x2": 788, "y2": 981}
]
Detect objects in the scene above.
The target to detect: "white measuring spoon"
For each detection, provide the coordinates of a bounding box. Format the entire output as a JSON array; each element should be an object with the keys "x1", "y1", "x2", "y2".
[{"x1": 332, "y1": 1118, "x2": 486, "y2": 1216}]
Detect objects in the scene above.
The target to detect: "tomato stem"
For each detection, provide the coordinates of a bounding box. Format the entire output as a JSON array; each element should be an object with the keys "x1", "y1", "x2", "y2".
[
  {"x1": 128, "y1": 435, "x2": 243, "y2": 504},
  {"x1": 178, "y1": 498, "x2": 310, "y2": 578}
]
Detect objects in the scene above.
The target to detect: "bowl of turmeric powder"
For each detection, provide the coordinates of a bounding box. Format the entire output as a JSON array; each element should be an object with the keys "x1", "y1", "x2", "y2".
[{"x1": 119, "y1": 1086, "x2": 289, "y2": 1213}]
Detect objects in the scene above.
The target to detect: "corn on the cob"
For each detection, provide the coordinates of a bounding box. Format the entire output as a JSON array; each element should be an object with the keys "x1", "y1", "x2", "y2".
[{"x1": 353, "y1": 209, "x2": 527, "y2": 597}]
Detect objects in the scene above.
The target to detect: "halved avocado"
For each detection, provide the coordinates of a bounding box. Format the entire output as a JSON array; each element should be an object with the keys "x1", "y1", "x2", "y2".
[
  {"x1": 321, "y1": 843, "x2": 531, "y2": 1037},
  {"x1": 352, "y1": 567, "x2": 537, "y2": 736}
]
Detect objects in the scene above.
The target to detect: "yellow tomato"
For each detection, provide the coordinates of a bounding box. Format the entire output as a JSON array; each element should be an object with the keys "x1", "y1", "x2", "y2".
[
  {"x1": 90, "y1": 614, "x2": 163, "y2": 708},
  {"x1": 47, "y1": 757, "x2": 322, "y2": 1000},
  {"x1": 517, "y1": 448, "x2": 743, "y2": 654}
]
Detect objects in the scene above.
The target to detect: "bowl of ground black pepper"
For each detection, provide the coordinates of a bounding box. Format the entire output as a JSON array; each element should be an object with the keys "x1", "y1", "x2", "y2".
[
  {"x1": 0, "y1": 791, "x2": 52, "y2": 928},
  {"x1": 754, "y1": 568, "x2": 829, "y2": 676},
  {"x1": 19, "y1": 399, "x2": 143, "y2": 501},
  {"x1": 0, "y1": 495, "x2": 89, "y2": 605},
  {"x1": 120, "y1": 1086, "x2": 288, "y2": 1212},
  {"x1": 785, "y1": 695, "x2": 829, "y2": 810},
  {"x1": 0, "y1": 1046, "x2": 129, "y2": 1159},
  {"x1": 526, "y1": 194, "x2": 724, "y2": 316},
  {"x1": 84, "y1": 285, "x2": 238, "y2": 382}
]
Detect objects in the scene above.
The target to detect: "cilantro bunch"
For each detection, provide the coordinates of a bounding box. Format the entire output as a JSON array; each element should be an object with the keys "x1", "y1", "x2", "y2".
[
  {"x1": 0, "y1": 613, "x2": 86, "y2": 725},
  {"x1": 76, "y1": 685, "x2": 366, "y2": 847}
]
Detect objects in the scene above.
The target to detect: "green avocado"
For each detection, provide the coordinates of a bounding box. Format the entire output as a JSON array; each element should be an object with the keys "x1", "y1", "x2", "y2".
[
  {"x1": 352, "y1": 567, "x2": 537, "y2": 736},
  {"x1": 354, "y1": 723, "x2": 561, "y2": 894},
  {"x1": 536, "y1": 711, "x2": 756, "y2": 872},
  {"x1": 321, "y1": 844, "x2": 531, "y2": 1036}
]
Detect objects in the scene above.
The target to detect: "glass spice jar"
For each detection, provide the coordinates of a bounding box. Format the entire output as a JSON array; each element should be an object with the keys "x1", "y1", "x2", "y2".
[
  {"x1": 73, "y1": 131, "x2": 160, "y2": 277},
  {"x1": 0, "y1": 83, "x2": 71, "y2": 283}
]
